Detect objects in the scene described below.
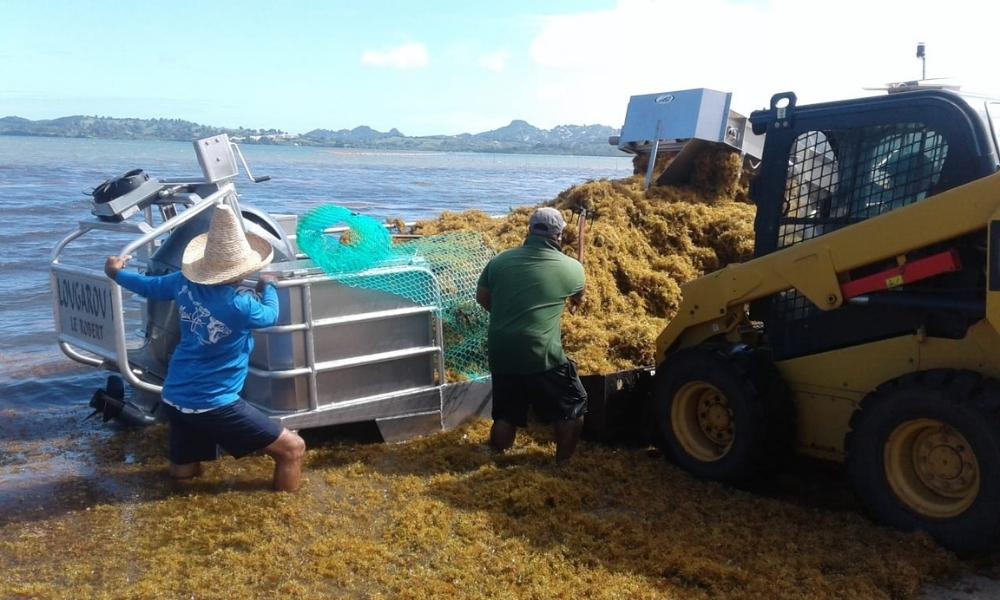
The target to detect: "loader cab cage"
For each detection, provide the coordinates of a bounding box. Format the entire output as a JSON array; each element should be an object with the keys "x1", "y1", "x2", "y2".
[
  {"x1": 752, "y1": 90, "x2": 999, "y2": 257},
  {"x1": 749, "y1": 90, "x2": 1000, "y2": 360},
  {"x1": 776, "y1": 124, "x2": 948, "y2": 250},
  {"x1": 988, "y1": 102, "x2": 1000, "y2": 153}
]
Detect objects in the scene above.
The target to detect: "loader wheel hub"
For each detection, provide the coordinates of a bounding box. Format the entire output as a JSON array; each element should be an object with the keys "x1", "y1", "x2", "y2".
[
  {"x1": 672, "y1": 382, "x2": 734, "y2": 462},
  {"x1": 924, "y1": 446, "x2": 962, "y2": 481},
  {"x1": 885, "y1": 419, "x2": 980, "y2": 518}
]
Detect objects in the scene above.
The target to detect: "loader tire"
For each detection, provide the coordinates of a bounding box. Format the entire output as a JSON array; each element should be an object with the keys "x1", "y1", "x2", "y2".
[
  {"x1": 653, "y1": 347, "x2": 788, "y2": 484},
  {"x1": 846, "y1": 370, "x2": 1000, "y2": 554}
]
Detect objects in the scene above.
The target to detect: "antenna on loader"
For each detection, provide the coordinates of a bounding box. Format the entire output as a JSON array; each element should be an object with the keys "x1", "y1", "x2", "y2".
[
  {"x1": 916, "y1": 42, "x2": 926, "y2": 80},
  {"x1": 862, "y1": 43, "x2": 959, "y2": 94}
]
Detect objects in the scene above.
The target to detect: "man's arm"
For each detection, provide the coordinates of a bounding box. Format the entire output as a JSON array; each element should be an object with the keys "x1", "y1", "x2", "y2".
[
  {"x1": 243, "y1": 274, "x2": 280, "y2": 328},
  {"x1": 565, "y1": 259, "x2": 585, "y2": 315},
  {"x1": 105, "y1": 255, "x2": 178, "y2": 300},
  {"x1": 475, "y1": 264, "x2": 492, "y2": 313},
  {"x1": 475, "y1": 285, "x2": 491, "y2": 313}
]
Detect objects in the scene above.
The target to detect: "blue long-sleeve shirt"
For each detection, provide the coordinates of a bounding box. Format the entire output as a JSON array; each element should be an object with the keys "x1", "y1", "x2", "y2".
[{"x1": 114, "y1": 270, "x2": 279, "y2": 411}]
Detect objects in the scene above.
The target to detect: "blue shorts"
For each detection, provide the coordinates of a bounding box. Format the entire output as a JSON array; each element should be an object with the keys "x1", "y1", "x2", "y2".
[{"x1": 164, "y1": 399, "x2": 283, "y2": 465}]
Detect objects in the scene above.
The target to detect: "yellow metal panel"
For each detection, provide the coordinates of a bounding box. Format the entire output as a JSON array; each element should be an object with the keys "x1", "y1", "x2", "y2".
[
  {"x1": 777, "y1": 323, "x2": 1000, "y2": 460},
  {"x1": 778, "y1": 335, "x2": 917, "y2": 459},
  {"x1": 769, "y1": 245, "x2": 843, "y2": 310},
  {"x1": 778, "y1": 335, "x2": 919, "y2": 393},
  {"x1": 986, "y1": 210, "x2": 1000, "y2": 334},
  {"x1": 792, "y1": 391, "x2": 857, "y2": 460},
  {"x1": 917, "y1": 321, "x2": 1000, "y2": 374}
]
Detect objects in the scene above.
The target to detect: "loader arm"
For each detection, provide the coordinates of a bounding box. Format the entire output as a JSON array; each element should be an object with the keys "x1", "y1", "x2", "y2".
[{"x1": 655, "y1": 170, "x2": 1000, "y2": 364}]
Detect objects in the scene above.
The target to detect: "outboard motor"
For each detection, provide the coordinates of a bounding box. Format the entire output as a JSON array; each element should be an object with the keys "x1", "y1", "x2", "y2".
[
  {"x1": 88, "y1": 169, "x2": 152, "y2": 223},
  {"x1": 89, "y1": 169, "x2": 163, "y2": 222}
]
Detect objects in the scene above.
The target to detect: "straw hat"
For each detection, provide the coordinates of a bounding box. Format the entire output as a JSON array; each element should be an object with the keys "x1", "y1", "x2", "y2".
[{"x1": 182, "y1": 204, "x2": 274, "y2": 285}]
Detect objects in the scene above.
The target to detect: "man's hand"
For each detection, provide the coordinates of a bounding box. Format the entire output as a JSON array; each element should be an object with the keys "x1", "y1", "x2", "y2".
[
  {"x1": 104, "y1": 255, "x2": 131, "y2": 280},
  {"x1": 567, "y1": 289, "x2": 584, "y2": 315},
  {"x1": 475, "y1": 285, "x2": 491, "y2": 313},
  {"x1": 256, "y1": 273, "x2": 278, "y2": 293}
]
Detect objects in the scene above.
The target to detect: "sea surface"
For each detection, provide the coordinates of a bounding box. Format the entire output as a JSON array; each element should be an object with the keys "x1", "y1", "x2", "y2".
[{"x1": 0, "y1": 136, "x2": 630, "y2": 415}]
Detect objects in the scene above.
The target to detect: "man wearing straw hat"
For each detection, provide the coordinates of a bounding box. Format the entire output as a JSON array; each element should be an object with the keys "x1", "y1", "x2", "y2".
[{"x1": 104, "y1": 204, "x2": 306, "y2": 492}]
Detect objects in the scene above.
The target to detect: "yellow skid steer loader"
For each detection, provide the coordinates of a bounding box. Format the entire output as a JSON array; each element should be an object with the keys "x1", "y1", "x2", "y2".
[{"x1": 652, "y1": 87, "x2": 1000, "y2": 553}]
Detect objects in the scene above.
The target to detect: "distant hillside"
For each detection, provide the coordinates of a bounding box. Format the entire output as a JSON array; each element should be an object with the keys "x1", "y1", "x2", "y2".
[
  {"x1": 0, "y1": 115, "x2": 621, "y2": 156},
  {"x1": 0, "y1": 115, "x2": 285, "y2": 142}
]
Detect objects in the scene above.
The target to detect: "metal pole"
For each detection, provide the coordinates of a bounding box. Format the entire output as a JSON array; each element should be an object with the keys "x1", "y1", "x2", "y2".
[
  {"x1": 119, "y1": 186, "x2": 231, "y2": 257},
  {"x1": 303, "y1": 282, "x2": 319, "y2": 410},
  {"x1": 644, "y1": 120, "x2": 662, "y2": 190}
]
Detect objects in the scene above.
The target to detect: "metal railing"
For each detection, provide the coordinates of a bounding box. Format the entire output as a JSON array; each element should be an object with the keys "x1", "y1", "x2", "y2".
[{"x1": 248, "y1": 265, "x2": 447, "y2": 413}]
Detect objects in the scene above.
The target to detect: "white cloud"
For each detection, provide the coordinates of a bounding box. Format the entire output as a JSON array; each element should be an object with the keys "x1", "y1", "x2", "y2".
[
  {"x1": 527, "y1": 0, "x2": 1000, "y2": 127},
  {"x1": 361, "y1": 43, "x2": 429, "y2": 70},
  {"x1": 478, "y1": 50, "x2": 510, "y2": 73}
]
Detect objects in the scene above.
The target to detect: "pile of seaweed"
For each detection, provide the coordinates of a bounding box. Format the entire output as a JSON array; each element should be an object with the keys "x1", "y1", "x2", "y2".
[
  {"x1": 412, "y1": 148, "x2": 754, "y2": 374},
  {"x1": 0, "y1": 418, "x2": 957, "y2": 599}
]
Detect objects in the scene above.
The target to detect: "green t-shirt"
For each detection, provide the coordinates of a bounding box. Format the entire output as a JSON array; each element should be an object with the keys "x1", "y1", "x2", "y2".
[{"x1": 477, "y1": 235, "x2": 585, "y2": 374}]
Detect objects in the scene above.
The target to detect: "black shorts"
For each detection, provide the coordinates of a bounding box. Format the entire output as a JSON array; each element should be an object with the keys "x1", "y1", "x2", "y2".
[
  {"x1": 164, "y1": 399, "x2": 283, "y2": 465},
  {"x1": 491, "y1": 362, "x2": 588, "y2": 427}
]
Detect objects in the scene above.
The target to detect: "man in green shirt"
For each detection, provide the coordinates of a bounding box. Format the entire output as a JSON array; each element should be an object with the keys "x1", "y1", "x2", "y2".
[{"x1": 476, "y1": 207, "x2": 588, "y2": 462}]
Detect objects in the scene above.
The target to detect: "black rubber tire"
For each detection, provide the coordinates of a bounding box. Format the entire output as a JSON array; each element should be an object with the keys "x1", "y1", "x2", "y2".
[
  {"x1": 653, "y1": 346, "x2": 790, "y2": 484},
  {"x1": 846, "y1": 370, "x2": 1000, "y2": 555}
]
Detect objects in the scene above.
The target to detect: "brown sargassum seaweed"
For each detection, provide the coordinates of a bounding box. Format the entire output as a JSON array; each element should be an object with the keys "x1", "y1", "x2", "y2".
[{"x1": 0, "y1": 418, "x2": 957, "y2": 600}]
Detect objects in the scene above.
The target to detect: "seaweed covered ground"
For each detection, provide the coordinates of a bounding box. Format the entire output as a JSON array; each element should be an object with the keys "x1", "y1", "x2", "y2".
[
  {"x1": 412, "y1": 149, "x2": 755, "y2": 374},
  {"x1": 0, "y1": 413, "x2": 966, "y2": 600}
]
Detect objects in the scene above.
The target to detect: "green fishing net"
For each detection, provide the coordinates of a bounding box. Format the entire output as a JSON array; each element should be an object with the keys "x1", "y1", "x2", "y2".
[{"x1": 296, "y1": 205, "x2": 493, "y2": 380}]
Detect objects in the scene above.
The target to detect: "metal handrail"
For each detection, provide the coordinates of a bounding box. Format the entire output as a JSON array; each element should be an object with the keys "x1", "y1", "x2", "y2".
[
  {"x1": 250, "y1": 304, "x2": 438, "y2": 336},
  {"x1": 249, "y1": 346, "x2": 443, "y2": 380}
]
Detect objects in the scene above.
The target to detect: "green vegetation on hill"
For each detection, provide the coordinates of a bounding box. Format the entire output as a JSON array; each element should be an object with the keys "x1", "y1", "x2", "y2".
[
  {"x1": 0, "y1": 115, "x2": 283, "y2": 143},
  {"x1": 0, "y1": 115, "x2": 621, "y2": 156}
]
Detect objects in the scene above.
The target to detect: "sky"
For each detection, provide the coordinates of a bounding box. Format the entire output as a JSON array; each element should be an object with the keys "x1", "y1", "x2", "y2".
[{"x1": 1, "y1": 0, "x2": 998, "y2": 136}]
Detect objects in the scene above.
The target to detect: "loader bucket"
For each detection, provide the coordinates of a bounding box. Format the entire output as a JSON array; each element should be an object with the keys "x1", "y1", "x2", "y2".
[
  {"x1": 608, "y1": 88, "x2": 763, "y2": 188},
  {"x1": 580, "y1": 367, "x2": 656, "y2": 444}
]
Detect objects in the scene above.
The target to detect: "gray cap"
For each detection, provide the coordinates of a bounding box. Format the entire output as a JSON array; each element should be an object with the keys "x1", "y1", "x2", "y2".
[{"x1": 528, "y1": 207, "x2": 566, "y2": 238}]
